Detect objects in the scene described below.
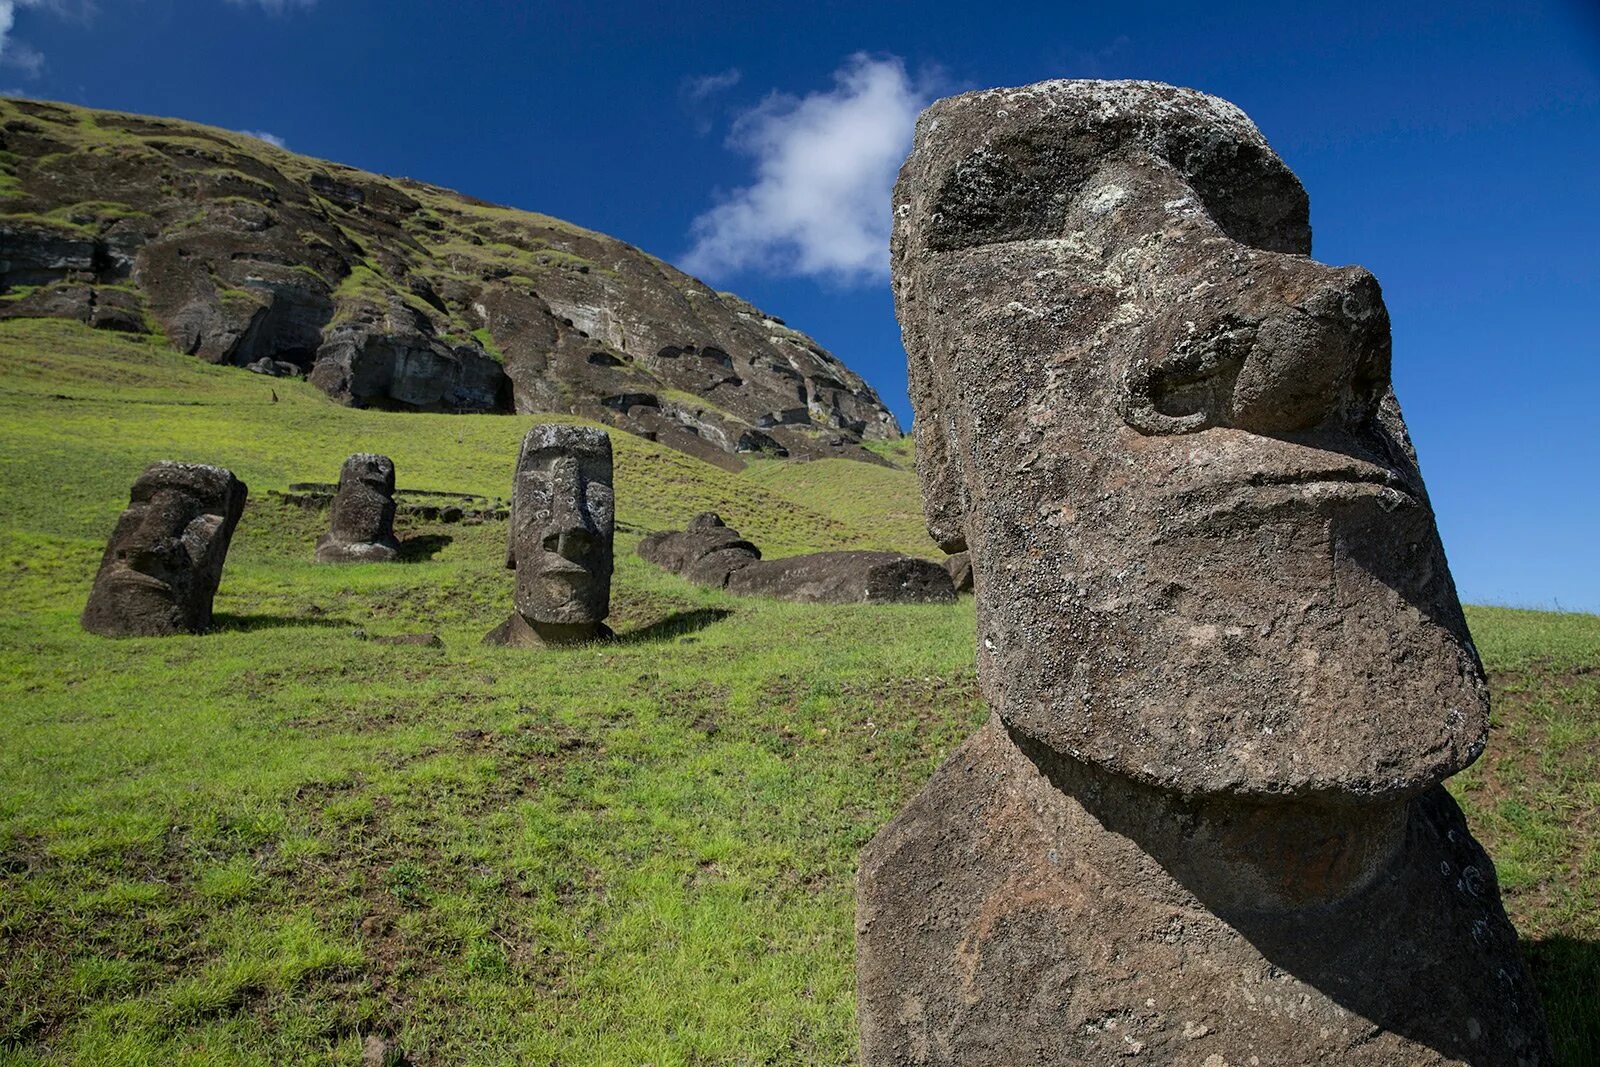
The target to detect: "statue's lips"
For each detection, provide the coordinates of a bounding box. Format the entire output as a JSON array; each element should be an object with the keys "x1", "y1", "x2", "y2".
[
  {"x1": 539, "y1": 556, "x2": 593, "y2": 579},
  {"x1": 98, "y1": 567, "x2": 173, "y2": 592},
  {"x1": 1164, "y1": 458, "x2": 1421, "y2": 529}
]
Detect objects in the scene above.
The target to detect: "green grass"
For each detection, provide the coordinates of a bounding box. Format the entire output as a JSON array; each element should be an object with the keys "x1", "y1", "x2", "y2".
[{"x1": 0, "y1": 319, "x2": 1596, "y2": 1064}]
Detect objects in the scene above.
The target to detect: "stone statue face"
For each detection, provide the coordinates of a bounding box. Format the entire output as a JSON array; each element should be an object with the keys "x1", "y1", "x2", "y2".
[
  {"x1": 85, "y1": 462, "x2": 246, "y2": 633},
  {"x1": 508, "y1": 425, "x2": 613, "y2": 625},
  {"x1": 344, "y1": 453, "x2": 395, "y2": 495},
  {"x1": 892, "y1": 81, "x2": 1488, "y2": 801}
]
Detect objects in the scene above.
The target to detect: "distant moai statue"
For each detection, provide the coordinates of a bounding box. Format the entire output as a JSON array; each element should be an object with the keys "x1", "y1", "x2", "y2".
[
  {"x1": 315, "y1": 453, "x2": 400, "y2": 563},
  {"x1": 857, "y1": 80, "x2": 1552, "y2": 1066},
  {"x1": 81, "y1": 461, "x2": 248, "y2": 637},
  {"x1": 484, "y1": 424, "x2": 614, "y2": 646}
]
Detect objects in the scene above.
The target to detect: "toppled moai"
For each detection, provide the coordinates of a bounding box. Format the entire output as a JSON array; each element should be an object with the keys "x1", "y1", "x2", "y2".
[
  {"x1": 315, "y1": 453, "x2": 400, "y2": 563},
  {"x1": 81, "y1": 462, "x2": 248, "y2": 637},
  {"x1": 638, "y1": 512, "x2": 956, "y2": 605},
  {"x1": 484, "y1": 425, "x2": 614, "y2": 647},
  {"x1": 857, "y1": 80, "x2": 1552, "y2": 1066}
]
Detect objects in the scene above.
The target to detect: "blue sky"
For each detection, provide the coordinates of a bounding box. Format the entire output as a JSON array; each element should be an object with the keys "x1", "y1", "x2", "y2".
[{"x1": 3, "y1": 1, "x2": 1597, "y2": 612}]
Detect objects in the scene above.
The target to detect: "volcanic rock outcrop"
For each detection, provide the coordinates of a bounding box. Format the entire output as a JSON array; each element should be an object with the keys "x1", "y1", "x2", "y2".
[
  {"x1": 82, "y1": 461, "x2": 247, "y2": 637},
  {"x1": 484, "y1": 424, "x2": 614, "y2": 647},
  {"x1": 315, "y1": 453, "x2": 400, "y2": 563},
  {"x1": 639, "y1": 512, "x2": 955, "y2": 605},
  {"x1": 856, "y1": 80, "x2": 1552, "y2": 1065},
  {"x1": 0, "y1": 97, "x2": 900, "y2": 468}
]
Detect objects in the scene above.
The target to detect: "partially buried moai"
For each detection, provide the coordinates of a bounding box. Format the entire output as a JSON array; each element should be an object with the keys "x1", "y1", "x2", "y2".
[
  {"x1": 484, "y1": 424, "x2": 614, "y2": 647},
  {"x1": 81, "y1": 461, "x2": 248, "y2": 637},
  {"x1": 315, "y1": 453, "x2": 400, "y2": 563},
  {"x1": 857, "y1": 80, "x2": 1552, "y2": 1065}
]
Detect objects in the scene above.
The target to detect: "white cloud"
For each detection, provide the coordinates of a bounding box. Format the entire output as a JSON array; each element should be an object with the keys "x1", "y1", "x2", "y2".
[
  {"x1": 0, "y1": 0, "x2": 64, "y2": 76},
  {"x1": 681, "y1": 53, "x2": 935, "y2": 285},
  {"x1": 241, "y1": 128, "x2": 287, "y2": 148},
  {"x1": 684, "y1": 67, "x2": 740, "y2": 101}
]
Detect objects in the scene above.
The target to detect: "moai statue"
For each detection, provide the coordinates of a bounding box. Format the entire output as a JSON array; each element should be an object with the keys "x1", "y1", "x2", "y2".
[
  {"x1": 315, "y1": 453, "x2": 400, "y2": 563},
  {"x1": 484, "y1": 424, "x2": 614, "y2": 646},
  {"x1": 858, "y1": 81, "x2": 1552, "y2": 1066},
  {"x1": 81, "y1": 462, "x2": 248, "y2": 637}
]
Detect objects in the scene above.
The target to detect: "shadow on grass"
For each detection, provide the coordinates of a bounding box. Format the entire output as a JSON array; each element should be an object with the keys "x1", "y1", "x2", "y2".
[
  {"x1": 1527, "y1": 935, "x2": 1600, "y2": 1066},
  {"x1": 210, "y1": 613, "x2": 354, "y2": 633},
  {"x1": 398, "y1": 534, "x2": 453, "y2": 562},
  {"x1": 615, "y1": 608, "x2": 732, "y2": 645}
]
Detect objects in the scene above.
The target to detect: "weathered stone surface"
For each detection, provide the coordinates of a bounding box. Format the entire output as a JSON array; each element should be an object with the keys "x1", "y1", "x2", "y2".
[
  {"x1": 0, "y1": 280, "x2": 148, "y2": 333},
  {"x1": 315, "y1": 453, "x2": 400, "y2": 563},
  {"x1": 639, "y1": 514, "x2": 955, "y2": 605},
  {"x1": 638, "y1": 511, "x2": 763, "y2": 588},
  {"x1": 726, "y1": 550, "x2": 955, "y2": 605},
  {"x1": 0, "y1": 96, "x2": 901, "y2": 464},
  {"x1": 859, "y1": 717, "x2": 1549, "y2": 1066},
  {"x1": 484, "y1": 425, "x2": 614, "y2": 646},
  {"x1": 860, "y1": 79, "x2": 1550, "y2": 1065},
  {"x1": 942, "y1": 550, "x2": 972, "y2": 593},
  {"x1": 81, "y1": 461, "x2": 247, "y2": 637}
]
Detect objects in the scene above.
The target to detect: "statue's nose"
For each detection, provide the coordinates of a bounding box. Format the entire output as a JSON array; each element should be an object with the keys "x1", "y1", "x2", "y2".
[
  {"x1": 541, "y1": 477, "x2": 596, "y2": 560},
  {"x1": 1123, "y1": 266, "x2": 1391, "y2": 436},
  {"x1": 1231, "y1": 268, "x2": 1389, "y2": 434}
]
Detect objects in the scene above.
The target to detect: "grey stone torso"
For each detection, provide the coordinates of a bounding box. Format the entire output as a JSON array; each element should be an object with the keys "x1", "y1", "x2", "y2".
[{"x1": 857, "y1": 718, "x2": 1550, "y2": 1067}]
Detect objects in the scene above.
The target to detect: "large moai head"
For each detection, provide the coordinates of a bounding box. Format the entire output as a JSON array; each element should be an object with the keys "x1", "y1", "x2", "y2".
[
  {"x1": 317, "y1": 453, "x2": 398, "y2": 562},
  {"x1": 81, "y1": 461, "x2": 248, "y2": 637},
  {"x1": 507, "y1": 425, "x2": 614, "y2": 625},
  {"x1": 892, "y1": 80, "x2": 1488, "y2": 802}
]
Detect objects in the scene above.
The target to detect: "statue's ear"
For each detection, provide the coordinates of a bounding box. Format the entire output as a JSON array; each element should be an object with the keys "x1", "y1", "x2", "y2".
[{"x1": 908, "y1": 345, "x2": 970, "y2": 554}]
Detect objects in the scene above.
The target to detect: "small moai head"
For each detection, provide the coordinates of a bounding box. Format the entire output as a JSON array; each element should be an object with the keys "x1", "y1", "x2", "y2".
[
  {"x1": 344, "y1": 453, "x2": 395, "y2": 496},
  {"x1": 507, "y1": 425, "x2": 614, "y2": 625},
  {"x1": 327, "y1": 453, "x2": 397, "y2": 544},
  {"x1": 892, "y1": 80, "x2": 1488, "y2": 801},
  {"x1": 81, "y1": 461, "x2": 248, "y2": 636}
]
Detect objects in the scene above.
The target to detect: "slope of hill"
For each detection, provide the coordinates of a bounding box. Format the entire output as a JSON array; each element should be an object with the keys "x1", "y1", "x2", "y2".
[
  {"x1": 0, "y1": 96, "x2": 901, "y2": 470},
  {"x1": 0, "y1": 322, "x2": 1595, "y2": 1064}
]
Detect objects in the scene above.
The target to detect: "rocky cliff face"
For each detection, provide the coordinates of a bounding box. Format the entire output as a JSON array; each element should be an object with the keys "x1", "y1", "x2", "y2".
[{"x1": 0, "y1": 97, "x2": 901, "y2": 467}]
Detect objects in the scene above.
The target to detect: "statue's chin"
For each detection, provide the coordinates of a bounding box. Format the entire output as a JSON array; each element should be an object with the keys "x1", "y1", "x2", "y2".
[
  {"x1": 992, "y1": 546, "x2": 1488, "y2": 801},
  {"x1": 519, "y1": 578, "x2": 605, "y2": 626}
]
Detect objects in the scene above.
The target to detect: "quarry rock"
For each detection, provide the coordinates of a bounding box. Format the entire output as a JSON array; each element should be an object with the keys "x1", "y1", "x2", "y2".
[
  {"x1": 0, "y1": 96, "x2": 901, "y2": 465},
  {"x1": 639, "y1": 516, "x2": 956, "y2": 605},
  {"x1": 81, "y1": 461, "x2": 247, "y2": 637},
  {"x1": 859, "y1": 78, "x2": 1551, "y2": 1065},
  {"x1": 484, "y1": 424, "x2": 614, "y2": 646},
  {"x1": 315, "y1": 453, "x2": 400, "y2": 563}
]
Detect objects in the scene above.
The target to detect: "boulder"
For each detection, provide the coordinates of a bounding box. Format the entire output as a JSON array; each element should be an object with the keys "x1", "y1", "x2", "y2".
[{"x1": 81, "y1": 462, "x2": 247, "y2": 637}]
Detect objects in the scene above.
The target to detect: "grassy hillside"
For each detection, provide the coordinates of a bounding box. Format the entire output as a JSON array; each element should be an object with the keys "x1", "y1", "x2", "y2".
[{"x1": 0, "y1": 321, "x2": 1595, "y2": 1064}]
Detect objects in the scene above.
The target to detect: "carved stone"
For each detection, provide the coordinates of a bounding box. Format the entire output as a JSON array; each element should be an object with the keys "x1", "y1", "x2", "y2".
[
  {"x1": 81, "y1": 462, "x2": 247, "y2": 637},
  {"x1": 638, "y1": 512, "x2": 955, "y2": 605},
  {"x1": 315, "y1": 453, "x2": 399, "y2": 563},
  {"x1": 484, "y1": 424, "x2": 614, "y2": 646},
  {"x1": 858, "y1": 79, "x2": 1551, "y2": 1065}
]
